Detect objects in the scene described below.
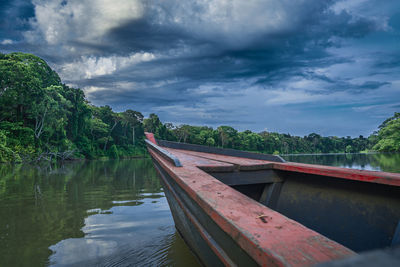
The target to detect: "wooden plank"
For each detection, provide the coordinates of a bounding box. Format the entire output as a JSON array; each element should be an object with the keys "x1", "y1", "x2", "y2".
[
  {"x1": 169, "y1": 148, "x2": 275, "y2": 170},
  {"x1": 147, "y1": 147, "x2": 355, "y2": 266},
  {"x1": 157, "y1": 139, "x2": 285, "y2": 162},
  {"x1": 207, "y1": 169, "x2": 282, "y2": 186}
]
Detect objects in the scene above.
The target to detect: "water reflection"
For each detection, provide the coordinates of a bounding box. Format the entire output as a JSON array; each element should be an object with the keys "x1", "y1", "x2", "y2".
[
  {"x1": 49, "y1": 197, "x2": 177, "y2": 266},
  {"x1": 282, "y1": 153, "x2": 400, "y2": 173},
  {"x1": 0, "y1": 159, "x2": 199, "y2": 266},
  {"x1": 4, "y1": 154, "x2": 398, "y2": 266}
]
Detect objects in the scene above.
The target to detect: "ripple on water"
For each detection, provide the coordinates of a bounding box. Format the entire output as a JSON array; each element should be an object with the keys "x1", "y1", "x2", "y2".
[
  {"x1": 49, "y1": 196, "x2": 199, "y2": 266},
  {"x1": 0, "y1": 159, "x2": 200, "y2": 266}
]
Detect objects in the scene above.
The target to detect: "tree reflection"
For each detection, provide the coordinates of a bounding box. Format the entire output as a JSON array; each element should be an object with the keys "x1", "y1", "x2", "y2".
[{"x1": 0, "y1": 159, "x2": 160, "y2": 266}]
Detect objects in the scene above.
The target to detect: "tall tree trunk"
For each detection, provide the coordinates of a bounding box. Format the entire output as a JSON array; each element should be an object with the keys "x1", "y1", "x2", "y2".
[
  {"x1": 132, "y1": 126, "x2": 135, "y2": 146},
  {"x1": 103, "y1": 120, "x2": 118, "y2": 151},
  {"x1": 35, "y1": 109, "x2": 47, "y2": 139}
]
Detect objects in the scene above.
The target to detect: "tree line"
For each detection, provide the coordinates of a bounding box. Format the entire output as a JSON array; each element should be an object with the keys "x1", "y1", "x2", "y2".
[
  {"x1": 0, "y1": 52, "x2": 398, "y2": 162},
  {"x1": 146, "y1": 118, "x2": 374, "y2": 154},
  {"x1": 0, "y1": 53, "x2": 146, "y2": 162}
]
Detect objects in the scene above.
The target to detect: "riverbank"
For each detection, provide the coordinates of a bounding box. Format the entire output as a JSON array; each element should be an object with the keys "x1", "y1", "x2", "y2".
[{"x1": 0, "y1": 149, "x2": 149, "y2": 164}]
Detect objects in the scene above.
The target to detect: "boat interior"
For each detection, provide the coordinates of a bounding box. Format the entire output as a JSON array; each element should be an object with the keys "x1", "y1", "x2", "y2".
[
  {"x1": 205, "y1": 165, "x2": 400, "y2": 253},
  {"x1": 147, "y1": 137, "x2": 400, "y2": 254}
]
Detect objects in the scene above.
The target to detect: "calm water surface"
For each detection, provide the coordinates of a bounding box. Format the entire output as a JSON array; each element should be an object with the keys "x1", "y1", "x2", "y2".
[
  {"x1": 282, "y1": 153, "x2": 400, "y2": 173},
  {"x1": 0, "y1": 159, "x2": 200, "y2": 266},
  {"x1": 1, "y1": 154, "x2": 399, "y2": 266}
]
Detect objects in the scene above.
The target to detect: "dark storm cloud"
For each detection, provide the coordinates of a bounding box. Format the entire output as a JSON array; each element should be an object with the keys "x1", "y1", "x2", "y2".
[
  {"x1": 104, "y1": 6, "x2": 381, "y2": 90},
  {"x1": 357, "y1": 81, "x2": 390, "y2": 90},
  {"x1": 3, "y1": 1, "x2": 379, "y2": 81},
  {"x1": 108, "y1": 19, "x2": 196, "y2": 52},
  {"x1": 373, "y1": 53, "x2": 400, "y2": 69},
  {"x1": 1, "y1": 0, "x2": 399, "y2": 136},
  {"x1": 0, "y1": 0, "x2": 34, "y2": 40}
]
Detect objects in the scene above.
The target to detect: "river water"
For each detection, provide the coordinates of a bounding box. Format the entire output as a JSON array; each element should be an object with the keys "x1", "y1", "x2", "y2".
[
  {"x1": 281, "y1": 152, "x2": 400, "y2": 173},
  {"x1": 0, "y1": 153, "x2": 399, "y2": 266},
  {"x1": 0, "y1": 159, "x2": 200, "y2": 266}
]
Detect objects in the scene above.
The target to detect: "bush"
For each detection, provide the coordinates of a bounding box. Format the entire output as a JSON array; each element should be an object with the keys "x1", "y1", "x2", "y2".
[
  {"x1": 109, "y1": 144, "x2": 119, "y2": 159},
  {"x1": 0, "y1": 131, "x2": 21, "y2": 163}
]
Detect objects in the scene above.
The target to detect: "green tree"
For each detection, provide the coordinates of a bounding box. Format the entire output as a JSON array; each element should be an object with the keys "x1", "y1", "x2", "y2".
[
  {"x1": 206, "y1": 137, "x2": 215, "y2": 146},
  {"x1": 31, "y1": 86, "x2": 71, "y2": 143},
  {"x1": 373, "y1": 112, "x2": 400, "y2": 152},
  {"x1": 0, "y1": 52, "x2": 148, "y2": 161},
  {"x1": 0, "y1": 51, "x2": 389, "y2": 161},
  {"x1": 0, "y1": 53, "x2": 61, "y2": 123},
  {"x1": 143, "y1": 114, "x2": 168, "y2": 139},
  {"x1": 122, "y1": 110, "x2": 144, "y2": 146},
  {"x1": 217, "y1": 126, "x2": 237, "y2": 148}
]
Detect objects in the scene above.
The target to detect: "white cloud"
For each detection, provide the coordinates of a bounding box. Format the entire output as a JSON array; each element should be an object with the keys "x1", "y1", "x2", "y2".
[
  {"x1": 27, "y1": 0, "x2": 144, "y2": 44},
  {"x1": 153, "y1": 104, "x2": 214, "y2": 121},
  {"x1": 331, "y1": 0, "x2": 370, "y2": 15},
  {"x1": 82, "y1": 86, "x2": 108, "y2": 97},
  {"x1": 1, "y1": 39, "x2": 14, "y2": 45},
  {"x1": 60, "y1": 52, "x2": 155, "y2": 80},
  {"x1": 352, "y1": 104, "x2": 386, "y2": 112},
  {"x1": 25, "y1": 0, "x2": 331, "y2": 49},
  {"x1": 266, "y1": 89, "x2": 326, "y2": 105},
  {"x1": 82, "y1": 83, "x2": 130, "y2": 98},
  {"x1": 14, "y1": 0, "x2": 397, "y2": 136},
  {"x1": 155, "y1": 0, "x2": 326, "y2": 47},
  {"x1": 82, "y1": 81, "x2": 140, "y2": 103},
  {"x1": 330, "y1": 0, "x2": 389, "y2": 31}
]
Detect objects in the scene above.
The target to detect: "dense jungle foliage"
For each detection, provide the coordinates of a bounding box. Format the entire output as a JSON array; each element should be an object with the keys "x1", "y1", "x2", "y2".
[
  {"x1": 0, "y1": 52, "x2": 146, "y2": 162},
  {"x1": 0, "y1": 52, "x2": 398, "y2": 162}
]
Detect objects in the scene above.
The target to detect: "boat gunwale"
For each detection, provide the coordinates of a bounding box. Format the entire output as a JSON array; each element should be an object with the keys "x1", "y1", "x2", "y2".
[
  {"x1": 146, "y1": 133, "x2": 400, "y2": 187},
  {"x1": 272, "y1": 161, "x2": 400, "y2": 187},
  {"x1": 146, "y1": 134, "x2": 356, "y2": 266},
  {"x1": 145, "y1": 139, "x2": 182, "y2": 167}
]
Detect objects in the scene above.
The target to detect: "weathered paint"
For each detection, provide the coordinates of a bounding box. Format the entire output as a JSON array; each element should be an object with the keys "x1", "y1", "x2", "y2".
[
  {"x1": 145, "y1": 139, "x2": 182, "y2": 167},
  {"x1": 151, "y1": 157, "x2": 236, "y2": 266},
  {"x1": 145, "y1": 132, "x2": 157, "y2": 144},
  {"x1": 146, "y1": 139, "x2": 356, "y2": 266},
  {"x1": 273, "y1": 162, "x2": 400, "y2": 187},
  {"x1": 170, "y1": 146, "x2": 400, "y2": 187},
  {"x1": 157, "y1": 139, "x2": 285, "y2": 162}
]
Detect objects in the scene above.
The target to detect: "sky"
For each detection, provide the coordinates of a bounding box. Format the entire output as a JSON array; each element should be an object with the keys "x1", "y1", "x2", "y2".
[{"x1": 0, "y1": 0, "x2": 399, "y2": 137}]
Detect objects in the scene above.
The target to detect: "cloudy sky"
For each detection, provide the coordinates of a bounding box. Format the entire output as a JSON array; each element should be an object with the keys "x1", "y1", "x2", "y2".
[{"x1": 1, "y1": 0, "x2": 399, "y2": 136}]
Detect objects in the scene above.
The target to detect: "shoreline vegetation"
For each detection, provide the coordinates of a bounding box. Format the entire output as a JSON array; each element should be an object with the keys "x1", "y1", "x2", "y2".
[{"x1": 1, "y1": 52, "x2": 399, "y2": 163}]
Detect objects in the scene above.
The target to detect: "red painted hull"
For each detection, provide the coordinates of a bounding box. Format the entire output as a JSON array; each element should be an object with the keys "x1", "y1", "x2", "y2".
[{"x1": 145, "y1": 133, "x2": 400, "y2": 266}]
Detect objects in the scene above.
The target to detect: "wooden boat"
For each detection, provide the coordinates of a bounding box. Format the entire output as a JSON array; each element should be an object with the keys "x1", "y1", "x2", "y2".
[{"x1": 145, "y1": 133, "x2": 400, "y2": 266}]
